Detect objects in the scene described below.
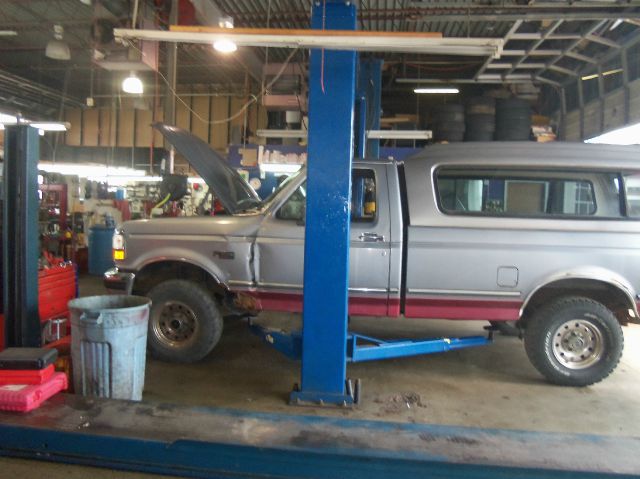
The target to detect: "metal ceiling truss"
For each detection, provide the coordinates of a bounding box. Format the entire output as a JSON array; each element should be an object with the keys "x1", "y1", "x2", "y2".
[
  {"x1": 0, "y1": 69, "x2": 84, "y2": 117},
  {"x1": 562, "y1": 31, "x2": 640, "y2": 90},
  {"x1": 475, "y1": 18, "x2": 638, "y2": 87}
]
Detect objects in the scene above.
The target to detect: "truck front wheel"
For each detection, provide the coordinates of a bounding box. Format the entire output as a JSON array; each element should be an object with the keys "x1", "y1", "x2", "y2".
[
  {"x1": 147, "y1": 279, "x2": 223, "y2": 363},
  {"x1": 524, "y1": 296, "x2": 623, "y2": 386}
]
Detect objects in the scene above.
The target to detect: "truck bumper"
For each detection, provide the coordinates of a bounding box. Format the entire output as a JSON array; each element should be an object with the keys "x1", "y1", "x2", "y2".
[{"x1": 104, "y1": 268, "x2": 135, "y2": 295}]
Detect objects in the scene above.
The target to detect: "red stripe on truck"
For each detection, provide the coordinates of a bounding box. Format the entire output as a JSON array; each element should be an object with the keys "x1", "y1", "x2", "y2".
[{"x1": 404, "y1": 297, "x2": 521, "y2": 321}]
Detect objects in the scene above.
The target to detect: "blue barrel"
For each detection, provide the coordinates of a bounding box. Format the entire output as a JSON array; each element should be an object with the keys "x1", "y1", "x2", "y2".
[{"x1": 88, "y1": 225, "x2": 115, "y2": 276}]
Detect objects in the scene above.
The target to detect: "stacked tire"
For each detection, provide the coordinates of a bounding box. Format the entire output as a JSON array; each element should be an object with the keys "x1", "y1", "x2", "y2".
[
  {"x1": 464, "y1": 97, "x2": 495, "y2": 142},
  {"x1": 495, "y1": 98, "x2": 532, "y2": 141},
  {"x1": 432, "y1": 104, "x2": 465, "y2": 142}
]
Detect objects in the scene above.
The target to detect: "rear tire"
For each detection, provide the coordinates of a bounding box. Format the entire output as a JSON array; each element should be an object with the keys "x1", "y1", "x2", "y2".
[
  {"x1": 147, "y1": 279, "x2": 223, "y2": 363},
  {"x1": 524, "y1": 296, "x2": 623, "y2": 386}
]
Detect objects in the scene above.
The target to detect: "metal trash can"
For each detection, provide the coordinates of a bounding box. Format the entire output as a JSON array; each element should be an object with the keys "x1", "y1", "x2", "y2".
[{"x1": 69, "y1": 295, "x2": 151, "y2": 400}]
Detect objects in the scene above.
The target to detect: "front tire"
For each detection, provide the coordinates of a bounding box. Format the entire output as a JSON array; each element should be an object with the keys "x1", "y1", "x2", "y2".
[
  {"x1": 147, "y1": 279, "x2": 223, "y2": 363},
  {"x1": 524, "y1": 296, "x2": 623, "y2": 386}
]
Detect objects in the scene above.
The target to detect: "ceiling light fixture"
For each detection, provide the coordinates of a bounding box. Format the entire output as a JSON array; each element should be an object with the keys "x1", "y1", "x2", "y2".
[
  {"x1": 581, "y1": 68, "x2": 623, "y2": 81},
  {"x1": 213, "y1": 38, "x2": 237, "y2": 53},
  {"x1": 45, "y1": 25, "x2": 71, "y2": 61},
  {"x1": 0, "y1": 113, "x2": 17, "y2": 124},
  {"x1": 414, "y1": 87, "x2": 460, "y2": 94},
  {"x1": 122, "y1": 71, "x2": 143, "y2": 94},
  {"x1": 213, "y1": 16, "x2": 237, "y2": 54},
  {"x1": 30, "y1": 122, "x2": 69, "y2": 131}
]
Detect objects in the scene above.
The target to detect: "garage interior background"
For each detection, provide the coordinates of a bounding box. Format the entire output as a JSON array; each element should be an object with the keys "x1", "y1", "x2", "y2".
[{"x1": 2, "y1": 1, "x2": 640, "y2": 478}]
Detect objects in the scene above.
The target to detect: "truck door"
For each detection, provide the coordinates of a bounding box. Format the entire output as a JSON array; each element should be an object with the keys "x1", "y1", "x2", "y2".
[{"x1": 255, "y1": 164, "x2": 392, "y2": 315}]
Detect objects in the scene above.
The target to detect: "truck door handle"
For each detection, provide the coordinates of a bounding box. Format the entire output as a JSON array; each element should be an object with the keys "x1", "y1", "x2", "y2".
[{"x1": 359, "y1": 232, "x2": 385, "y2": 242}]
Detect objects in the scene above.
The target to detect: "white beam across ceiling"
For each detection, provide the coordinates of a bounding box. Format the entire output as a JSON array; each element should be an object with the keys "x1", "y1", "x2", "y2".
[
  {"x1": 502, "y1": 49, "x2": 563, "y2": 56},
  {"x1": 486, "y1": 62, "x2": 547, "y2": 69},
  {"x1": 114, "y1": 27, "x2": 504, "y2": 57}
]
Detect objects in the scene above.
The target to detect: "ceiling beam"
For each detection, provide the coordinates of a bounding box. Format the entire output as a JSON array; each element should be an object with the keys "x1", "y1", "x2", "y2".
[
  {"x1": 486, "y1": 63, "x2": 547, "y2": 70},
  {"x1": 474, "y1": 20, "x2": 521, "y2": 80},
  {"x1": 535, "y1": 20, "x2": 608, "y2": 78},
  {"x1": 561, "y1": 30, "x2": 640, "y2": 87},
  {"x1": 502, "y1": 49, "x2": 563, "y2": 56},
  {"x1": 548, "y1": 64, "x2": 579, "y2": 76},
  {"x1": 509, "y1": 33, "x2": 583, "y2": 41},
  {"x1": 506, "y1": 19, "x2": 564, "y2": 76},
  {"x1": 564, "y1": 51, "x2": 598, "y2": 64},
  {"x1": 585, "y1": 34, "x2": 621, "y2": 49},
  {"x1": 115, "y1": 27, "x2": 504, "y2": 57},
  {"x1": 411, "y1": 12, "x2": 640, "y2": 22}
]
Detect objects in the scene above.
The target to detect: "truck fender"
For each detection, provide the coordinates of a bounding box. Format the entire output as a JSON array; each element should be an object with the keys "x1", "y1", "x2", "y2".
[
  {"x1": 520, "y1": 266, "x2": 638, "y2": 319},
  {"x1": 132, "y1": 246, "x2": 230, "y2": 288}
]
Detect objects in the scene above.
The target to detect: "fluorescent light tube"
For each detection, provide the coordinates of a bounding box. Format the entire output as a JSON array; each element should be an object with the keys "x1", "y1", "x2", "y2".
[{"x1": 414, "y1": 87, "x2": 459, "y2": 94}]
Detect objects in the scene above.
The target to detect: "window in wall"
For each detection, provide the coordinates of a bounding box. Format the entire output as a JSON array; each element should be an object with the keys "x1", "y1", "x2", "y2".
[
  {"x1": 602, "y1": 56, "x2": 624, "y2": 93},
  {"x1": 582, "y1": 75, "x2": 600, "y2": 103},
  {"x1": 276, "y1": 169, "x2": 377, "y2": 223},
  {"x1": 435, "y1": 169, "x2": 620, "y2": 218},
  {"x1": 627, "y1": 42, "x2": 640, "y2": 81}
]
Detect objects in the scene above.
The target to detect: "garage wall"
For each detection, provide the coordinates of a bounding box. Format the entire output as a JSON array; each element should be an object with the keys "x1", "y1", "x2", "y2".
[
  {"x1": 63, "y1": 94, "x2": 267, "y2": 152},
  {"x1": 564, "y1": 110, "x2": 581, "y2": 141},
  {"x1": 563, "y1": 78, "x2": 640, "y2": 142},
  {"x1": 630, "y1": 80, "x2": 640, "y2": 124}
]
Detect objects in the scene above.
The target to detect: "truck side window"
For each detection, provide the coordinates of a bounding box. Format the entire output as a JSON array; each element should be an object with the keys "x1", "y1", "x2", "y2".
[
  {"x1": 624, "y1": 173, "x2": 640, "y2": 217},
  {"x1": 276, "y1": 182, "x2": 307, "y2": 221},
  {"x1": 276, "y1": 169, "x2": 377, "y2": 222},
  {"x1": 436, "y1": 169, "x2": 621, "y2": 218},
  {"x1": 351, "y1": 169, "x2": 376, "y2": 222}
]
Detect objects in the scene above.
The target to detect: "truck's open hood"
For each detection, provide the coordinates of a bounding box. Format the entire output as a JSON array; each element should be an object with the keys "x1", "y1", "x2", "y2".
[{"x1": 152, "y1": 123, "x2": 261, "y2": 215}]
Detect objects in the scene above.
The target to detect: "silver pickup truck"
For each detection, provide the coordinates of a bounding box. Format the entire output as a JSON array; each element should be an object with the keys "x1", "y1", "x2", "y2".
[{"x1": 106, "y1": 124, "x2": 640, "y2": 387}]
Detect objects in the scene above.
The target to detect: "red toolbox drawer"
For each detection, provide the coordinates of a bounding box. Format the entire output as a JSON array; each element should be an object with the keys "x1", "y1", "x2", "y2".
[
  {"x1": 38, "y1": 262, "x2": 76, "y2": 322},
  {"x1": 0, "y1": 364, "x2": 55, "y2": 385},
  {"x1": 0, "y1": 371, "x2": 67, "y2": 412},
  {"x1": 0, "y1": 263, "x2": 76, "y2": 352}
]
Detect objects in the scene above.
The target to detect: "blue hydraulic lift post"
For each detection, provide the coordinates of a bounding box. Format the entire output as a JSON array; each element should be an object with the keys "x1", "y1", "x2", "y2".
[
  {"x1": 2, "y1": 125, "x2": 41, "y2": 348},
  {"x1": 356, "y1": 59, "x2": 383, "y2": 159},
  {"x1": 356, "y1": 88, "x2": 367, "y2": 159},
  {"x1": 291, "y1": 0, "x2": 358, "y2": 406}
]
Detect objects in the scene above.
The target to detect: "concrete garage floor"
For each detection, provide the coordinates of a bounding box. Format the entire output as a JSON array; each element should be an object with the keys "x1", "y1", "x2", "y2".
[{"x1": 2, "y1": 274, "x2": 640, "y2": 478}]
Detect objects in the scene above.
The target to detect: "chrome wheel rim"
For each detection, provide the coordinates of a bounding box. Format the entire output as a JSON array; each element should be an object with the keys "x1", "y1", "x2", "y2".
[
  {"x1": 552, "y1": 319, "x2": 604, "y2": 370},
  {"x1": 152, "y1": 301, "x2": 198, "y2": 348}
]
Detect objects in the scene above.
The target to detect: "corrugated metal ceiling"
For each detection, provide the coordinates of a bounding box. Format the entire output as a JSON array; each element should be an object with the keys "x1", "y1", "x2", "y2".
[{"x1": 0, "y1": 0, "x2": 639, "y2": 118}]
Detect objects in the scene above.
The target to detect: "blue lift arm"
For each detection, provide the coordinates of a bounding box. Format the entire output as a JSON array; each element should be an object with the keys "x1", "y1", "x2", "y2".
[{"x1": 250, "y1": 322, "x2": 490, "y2": 365}]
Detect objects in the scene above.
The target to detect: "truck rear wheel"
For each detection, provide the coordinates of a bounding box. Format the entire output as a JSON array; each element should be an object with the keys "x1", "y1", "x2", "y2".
[
  {"x1": 524, "y1": 296, "x2": 623, "y2": 386},
  {"x1": 147, "y1": 279, "x2": 223, "y2": 363}
]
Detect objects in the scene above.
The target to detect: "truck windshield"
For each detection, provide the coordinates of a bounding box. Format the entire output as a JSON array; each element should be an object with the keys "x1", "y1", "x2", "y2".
[{"x1": 261, "y1": 169, "x2": 304, "y2": 207}]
